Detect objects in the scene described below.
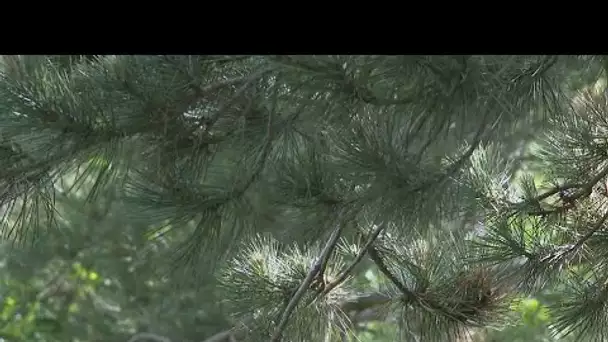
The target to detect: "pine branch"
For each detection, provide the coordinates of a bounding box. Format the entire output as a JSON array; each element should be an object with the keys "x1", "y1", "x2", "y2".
[
  {"x1": 518, "y1": 162, "x2": 608, "y2": 212},
  {"x1": 316, "y1": 222, "x2": 341, "y2": 286},
  {"x1": 5, "y1": 54, "x2": 596, "y2": 341},
  {"x1": 313, "y1": 206, "x2": 358, "y2": 285},
  {"x1": 368, "y1": 245, "x2": 415, "y2": 301},
  {"x1": 568, "y1": 209, "x2": 608, "y2": 253},
  {"x1": 270, "y1": 223, "x2": 344, "y2": 342},
  {"x1": 320, "y1": 222, "x2": 386, "y2": 297}
]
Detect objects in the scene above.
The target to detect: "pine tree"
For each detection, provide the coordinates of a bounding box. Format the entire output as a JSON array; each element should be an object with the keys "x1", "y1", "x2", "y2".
[{"x1": 0, "y1": 55, "x2": 607, "y2": 342}]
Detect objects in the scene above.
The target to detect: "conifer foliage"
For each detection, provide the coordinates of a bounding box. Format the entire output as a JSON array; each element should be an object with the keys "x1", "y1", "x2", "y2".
[{"x1": 1, "y1": 55, "x2": 607, "y2": 341}]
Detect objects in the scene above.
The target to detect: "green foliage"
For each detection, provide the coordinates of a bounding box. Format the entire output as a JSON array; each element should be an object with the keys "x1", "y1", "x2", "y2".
[
  {"x1": 0, "y1": 55, "x2": 607, "y2": 341},
  {"x1": 0, "y1": 189, "x2": 233, "y2": 341}
]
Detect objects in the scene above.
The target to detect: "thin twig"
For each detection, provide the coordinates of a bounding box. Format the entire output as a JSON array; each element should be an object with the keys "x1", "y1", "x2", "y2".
[
  {"x1": 368, "y1": 246, "x2": 416, "y2": 300},
  {"x1": 321, "y1": 222, "x2": 387, "y2": 297},
  {"x1": 315, "y1": 204, "x2": 357, "y2": 281},
  {"x1": 517, "y1": 162, "x2": 608, "y2": 210},
  {"x1": 538, "y1": 207, "x2": 608, "y2": 266},
  {"x1": 270, "y1": 223, "x2": 345, "y2": 342},
  {"x1": 569, "y1": 209, "x2": 608, "y2": 253}
]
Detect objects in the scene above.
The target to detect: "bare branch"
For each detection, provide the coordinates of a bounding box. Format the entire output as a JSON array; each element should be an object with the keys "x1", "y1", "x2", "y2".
[
  {"x1": 321, "y1": 222, "x2": 387, "y2": 297},
  {"x1": 270, "y1": 222, "x2": 345, "y2": 342}
]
